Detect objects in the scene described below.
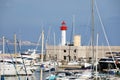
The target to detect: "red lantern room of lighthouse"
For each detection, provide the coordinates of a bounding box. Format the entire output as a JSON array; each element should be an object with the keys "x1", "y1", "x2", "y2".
[{"x1": 60, "y1": 21, "x2": 67, "y2": 46}]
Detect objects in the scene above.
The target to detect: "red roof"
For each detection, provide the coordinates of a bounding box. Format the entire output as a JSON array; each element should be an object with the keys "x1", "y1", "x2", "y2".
[
  {"x1": 60, "y1": 26, "x2": 67, "y2": 30},
  {"x1": 62, "y1": 21, "x2": 66, "y2": 25},
  {"x1": 60, "y1": 21, "x2": 67, "y2": 30}
]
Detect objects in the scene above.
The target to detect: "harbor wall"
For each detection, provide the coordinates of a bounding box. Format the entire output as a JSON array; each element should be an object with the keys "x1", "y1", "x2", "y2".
[{"x1": 46, "y1": 45, "x2": 120, "y2": 61}]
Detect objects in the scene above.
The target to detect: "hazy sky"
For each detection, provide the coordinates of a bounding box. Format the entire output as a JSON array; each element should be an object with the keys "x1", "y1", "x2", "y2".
[{"x1": 0, "y1": 0, "x2": 120, "y2": 46}]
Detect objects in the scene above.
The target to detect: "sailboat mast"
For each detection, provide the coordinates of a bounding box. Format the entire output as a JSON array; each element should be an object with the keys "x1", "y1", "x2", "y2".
[
  {"x1": 72, "y1": 15, "x2": 75, "y2": 43},
  {"x1": 41, "y1": 31, "x2": 44, "y2": 63},
  {"x1": 2, "y1": 36, "x2": 5, "y2": 54},
  {"x1": 40, "y1": 31, "x2": 44, "y2": 80},
  {"x1": 96, "y1": 33, "x2": 99, "y2": 79},
  {"x1": 14, "y1": 34, "x2": 17, "y2": 54},
  {"x1": 91, "y1": 0, "x2": 95, "y2": 71}
]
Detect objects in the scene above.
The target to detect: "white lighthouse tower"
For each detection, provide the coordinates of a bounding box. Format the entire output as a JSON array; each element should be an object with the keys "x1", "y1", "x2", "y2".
[{"x1": 60, "y1": 21, "x2": 67, "y2": 46}]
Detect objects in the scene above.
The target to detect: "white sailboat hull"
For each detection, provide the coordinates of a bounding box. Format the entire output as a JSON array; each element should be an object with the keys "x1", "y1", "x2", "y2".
[{"x1": 0, "y1": 63, "x2": 33, "y2": 76}]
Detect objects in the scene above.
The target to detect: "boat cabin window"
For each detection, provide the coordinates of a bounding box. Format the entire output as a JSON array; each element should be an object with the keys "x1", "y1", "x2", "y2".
[
  {"x1": 99, "y1": 58, "x2": 114, "y2": 61},
  {"x1": 107, "y1": 58, "x2": 114, "y2": 61},
  {"x1": 56, "y1": 72, "x2": 73, "y2": 76}
]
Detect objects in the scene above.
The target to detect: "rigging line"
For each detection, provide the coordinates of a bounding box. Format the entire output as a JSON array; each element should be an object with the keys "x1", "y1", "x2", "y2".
[
  {"x1": 95, "y1": 0, "x2": 118, "y2": 69},
  {"x1": 5, "y1": 40, "x2": 21, "y2": 80},
  {"x1": 35, "y1": 34, "x2": 41, "y2": 50},
  {"x1": 69, "y1": 21, "x2": 74, "y2": 44},
  {"x1": 46, "y1": 26, "x2": 51, "y2": 45},
  {"x1": 68, "y1": 16, "x2": 75, "y2": 44},
  {"x1": 84, "y1": 12, "x2": 91, "y2": 46},
  {"x1": 36, "y1": 24, "x2": 43, "y2": 50},
  {"x1": 17, "y1": 40, "x2": 29, "y2": 78},
  {"x1": 36, "y1": 22, "x2": 44, "y2": 50},
  {"x1": 81, "y1": 0, "x2": 92, "y2": 46}
]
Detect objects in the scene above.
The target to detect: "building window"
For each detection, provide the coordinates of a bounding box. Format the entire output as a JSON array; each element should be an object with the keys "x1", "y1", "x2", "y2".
[
  {"x1": 64, "y1": 50, "x2": 66, "y2": 53},
  {"x1": 74, "y1": 56, "x2": 76, "y2": 60},
  {"x1": 64, "y1": 56, "x2": 66, "y2": 60},
  {"x1": 74, "y1": 49, "x2": 77, "y2": 53}
]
